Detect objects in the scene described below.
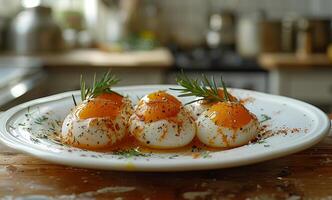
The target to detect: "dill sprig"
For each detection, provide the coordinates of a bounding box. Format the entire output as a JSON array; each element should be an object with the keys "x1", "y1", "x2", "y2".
[
  {"x1": 71, "y1": 94, "x2": 77, "y2": 106},
  {"x1": 170, "y1": 71, "x2": 231, "y2": 105},
  {"x1": 260, "y1": 114, "x2": 271, "y2": 123},
  {"x1": 220, "y1": 76, "x2": 229, "y2": 101},
  {"x1": 34, "y1": 116, "x2": 48, "y2": 125},
  {"x1": 80, "y1": 71, "x2": 121, "y2": 101}
]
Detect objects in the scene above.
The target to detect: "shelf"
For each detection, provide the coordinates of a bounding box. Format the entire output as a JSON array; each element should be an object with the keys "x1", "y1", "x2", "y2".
[
  {"x1": 0, "y1": 48, "x2": 174, "y2": 68},
  {"x1": 259, "y1": 53, "x2": 332, "y2": 70}
]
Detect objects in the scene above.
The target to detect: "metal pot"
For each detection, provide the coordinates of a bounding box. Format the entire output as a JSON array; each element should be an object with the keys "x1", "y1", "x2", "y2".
[
  {"x1": 7, "y1": 6, "x2": 64, "y2": 54},
  {"x1": 206, "y1": 10, "x2": 236, "y2": 50}
]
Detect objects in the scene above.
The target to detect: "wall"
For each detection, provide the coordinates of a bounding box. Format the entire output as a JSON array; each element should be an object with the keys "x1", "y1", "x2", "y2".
[
  {"x1": 155, "y1": 0, "x2": 332, "y2": 47},
  {"x1": 210, "y1": 0, "x2": 332, "y2": 18},
  {"x1": 1, "y1": 0, "x2": 331, "y2": 47},
  {"x1": 0, "y1": 0, "x2": 20, "y2": 17}
]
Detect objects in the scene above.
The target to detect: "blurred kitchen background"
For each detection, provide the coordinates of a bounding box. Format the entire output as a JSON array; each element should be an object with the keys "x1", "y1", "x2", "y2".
[{"x1": 0, "y1": 0, "x2": 332, "y2": 112}]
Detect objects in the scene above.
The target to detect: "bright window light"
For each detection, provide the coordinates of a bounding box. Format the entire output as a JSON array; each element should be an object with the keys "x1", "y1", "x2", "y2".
[{"x1": 22, "y1": 0, "x2": 41, "y2": 8}]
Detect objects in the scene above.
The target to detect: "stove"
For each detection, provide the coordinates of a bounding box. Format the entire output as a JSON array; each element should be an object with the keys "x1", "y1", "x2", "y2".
[{"x1": 166, "y1": 47, "x2": 268, "y2": 93}]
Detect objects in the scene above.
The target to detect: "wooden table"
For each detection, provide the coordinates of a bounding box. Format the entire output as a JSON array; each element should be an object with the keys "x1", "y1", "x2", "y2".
[{"x1": 1, "y1": 117, "x2": 332, "y2": 199}]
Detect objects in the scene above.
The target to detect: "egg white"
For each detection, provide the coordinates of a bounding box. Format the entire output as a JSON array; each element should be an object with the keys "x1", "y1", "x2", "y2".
[
  {"x1": 188, "y1": 99, "x2": 211, "y2": 120},
  {"x1": 61, "y1": 98, "x2": 133, "y2": 149},
  {"x1": 196, "y1": 111, "x2": 259, "y2": 148},
  {"x1": 129, "y1": 107, "x2": 196, "y2": 149}
]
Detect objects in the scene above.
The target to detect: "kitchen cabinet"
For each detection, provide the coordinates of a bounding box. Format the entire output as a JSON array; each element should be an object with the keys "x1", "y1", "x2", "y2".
[
  {"x1": 259, "y1": 53, "x2": 332, "y2": 111},
  {"x1": 269, "y1": 69, "x2": 332, "y2": 103}
]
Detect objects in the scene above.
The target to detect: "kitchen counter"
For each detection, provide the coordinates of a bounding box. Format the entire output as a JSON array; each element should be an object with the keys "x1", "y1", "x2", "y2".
[
  {"x1": 1, "y1": 115, "x2": 332, "y2": 199},
  {"x1": 259, "y1": 53, "x2": 332, "y2": 69},
  {"x1": 258, "y1": 53, "x2": 332, "y2": 110},
  {"x1": 0, "y1": 48, "x2": 174, "y2": 68},
  {"x1": 0, "y1": 48, "x2": 175, "y2": 96}
]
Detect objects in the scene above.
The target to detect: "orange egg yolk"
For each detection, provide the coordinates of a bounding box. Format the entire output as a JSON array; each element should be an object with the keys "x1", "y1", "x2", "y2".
[
  {"x1": 136, "y1": 91, "x2": 181, "y2": 122},
  {"x1": 217, "y1": 89, "x2": 237, "y2": 101},
  {"x1": 207, "y1": 102, "x2": 253, "y2": 129},
  {"x1": 76, "y1": 92, "x2": 124, "y2": 120}
]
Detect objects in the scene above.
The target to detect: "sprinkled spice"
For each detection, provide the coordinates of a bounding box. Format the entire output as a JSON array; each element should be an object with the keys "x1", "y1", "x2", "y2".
[
  {"x1": 13, "y1": 94, "x2": 306, "y2": 162},
  {"x1": 239, "y1": 97, "x2": 255, "y2": 104}
]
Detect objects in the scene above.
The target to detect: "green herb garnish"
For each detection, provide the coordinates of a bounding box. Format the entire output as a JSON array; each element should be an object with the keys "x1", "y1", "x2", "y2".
[
  {"x1": 168, "y1": 155, "x2": 179, "y2": 159},
  {"x1": 112, "y1": 148, "x2": 148, "y2": 159},
  {"x1": 80, "y1": 71, "x2": 121, "y2": 101},
  {"x1": 221, "y1": 76, "x2": 229, "y2": 101},
  {"x1": 72, "y1": 94, "x2": 77, "y2": 106},
  {"x1": 257, "y1": 140, "x2": 266, "y2": 144},
  {"x1": 170, "y1": 71, "x2": 231, "y2": 105},
  {"x1": 201, "y1": 151, "x2": 212, "y2": 158},
  {"x1": 34, "y1": 116, "x2": 48, "y2": 125},
  {"x1": 260, "y1": 114, "x2": 271, "y2": 123}
]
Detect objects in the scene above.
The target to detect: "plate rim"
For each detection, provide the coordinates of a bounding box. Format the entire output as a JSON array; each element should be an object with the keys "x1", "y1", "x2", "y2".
[{"x1": 0, "y1": 84, "x2": 330, "y2": 171}]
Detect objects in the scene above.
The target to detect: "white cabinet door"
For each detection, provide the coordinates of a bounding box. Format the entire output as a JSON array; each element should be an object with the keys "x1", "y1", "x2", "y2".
[{"x1": 269, "y1": 69, "x2": 332, "y2": 104}]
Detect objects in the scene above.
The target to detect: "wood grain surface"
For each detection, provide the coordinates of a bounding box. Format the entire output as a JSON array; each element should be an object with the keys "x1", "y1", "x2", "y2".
[{"x1": 1, "y1": 118, "x2": 332, "y2": 199}]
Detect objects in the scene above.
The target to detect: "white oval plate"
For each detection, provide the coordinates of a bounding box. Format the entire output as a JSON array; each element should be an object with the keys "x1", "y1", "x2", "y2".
[{"x1": 0, "y1": 85, "x2": 330, "y2": 171}]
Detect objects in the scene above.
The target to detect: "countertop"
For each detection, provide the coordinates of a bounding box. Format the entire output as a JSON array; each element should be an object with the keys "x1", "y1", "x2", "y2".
[
  {"x1": 0, "y1": 116, "x2": 331, "y2": 199},
  {"x1": 0, "y1": 48, "x2": 174, "y2": 68},
  {"x1": 259, "y1": 53, "x2": 332, "y2": 70}
]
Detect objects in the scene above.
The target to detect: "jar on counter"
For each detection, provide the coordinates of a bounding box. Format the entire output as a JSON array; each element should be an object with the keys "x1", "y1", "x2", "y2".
[
  {"x1": 296, "y1": 18, "x2": 312, "y2": 58},
  {"x1": 281, "y1": 15, "x2": 298, "y2": 52},
  {"x1": 236, "y1": 11, "x2": 264, "y2": 58}
]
